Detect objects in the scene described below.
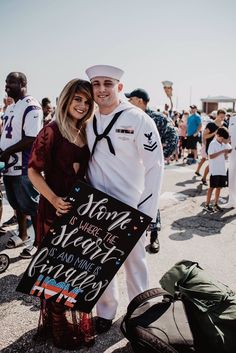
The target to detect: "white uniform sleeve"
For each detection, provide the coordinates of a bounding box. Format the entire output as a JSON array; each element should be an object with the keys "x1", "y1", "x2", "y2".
[
  {"x1": 136, "y1": 114, "x2": 164, "y2": 221},
  {"x1": 24, "y1": 106, "x2": 43, "y2": 137}
]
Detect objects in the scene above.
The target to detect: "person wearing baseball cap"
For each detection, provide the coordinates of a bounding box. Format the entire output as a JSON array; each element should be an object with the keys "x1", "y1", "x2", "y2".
[
  {"x1": 125, "y1": 87, "x2": 178, "y2": 254},
  {"x1": 125, "y1": 88, "x2": 150, "y2": 103},
  {"x1": 85, "y1": 65, "x2": 164, "y2": 333}
]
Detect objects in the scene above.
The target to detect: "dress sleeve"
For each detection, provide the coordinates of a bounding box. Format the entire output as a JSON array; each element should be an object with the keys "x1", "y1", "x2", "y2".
[{"x1": 28, "y1": 125, "x2": 55, "y2": 173}]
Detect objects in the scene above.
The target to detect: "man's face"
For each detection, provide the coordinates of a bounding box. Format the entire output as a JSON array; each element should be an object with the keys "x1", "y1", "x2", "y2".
[
  {"x1": 91, "y1": 77, "x2": 123, "y2": 110},
  {"x1": 5, "y1": 74, "x2": 22, "y2": 100},
  {"x1": 43, "y1": 103, "x2": 53, "y2": 117},
  {"x1": 216, "y1": 135, "x2": 224, "y2": 143},
  {"x1": 190, "y1": 108, "x2": 197, "y2": 114},
  {"x1": 218, "y1": 113, "x2": 226, "y2": 122}
]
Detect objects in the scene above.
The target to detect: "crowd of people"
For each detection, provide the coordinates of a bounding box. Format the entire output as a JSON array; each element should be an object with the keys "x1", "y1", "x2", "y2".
[{"x1": 0, "y1": 66, "x2": 235, "y2": 350}]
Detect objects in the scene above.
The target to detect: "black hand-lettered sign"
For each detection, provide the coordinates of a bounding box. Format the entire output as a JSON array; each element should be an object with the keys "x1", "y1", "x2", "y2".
[{"x1": 17, "y1": 180, "x2": 151, "y2": 313}]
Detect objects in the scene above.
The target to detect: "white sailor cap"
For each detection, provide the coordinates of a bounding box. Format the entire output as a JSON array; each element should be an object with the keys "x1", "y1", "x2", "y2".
[
  {"x1": 162, "y1": 80, "x2": 173, "y2": 88},
  {"x1": 85, "y1": 65, "x2": 124, "y2": 81}
]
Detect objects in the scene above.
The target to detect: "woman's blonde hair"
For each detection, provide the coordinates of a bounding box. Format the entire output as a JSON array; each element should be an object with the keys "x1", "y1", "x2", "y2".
[{"x1": 56, "y1": 78, "x2": 94, "y2": 144}]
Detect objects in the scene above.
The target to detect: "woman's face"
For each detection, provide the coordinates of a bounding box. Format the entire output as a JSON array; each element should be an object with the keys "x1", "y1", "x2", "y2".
[{"x1": 68, "y1": 92, "x2": 90, "y2": 125}]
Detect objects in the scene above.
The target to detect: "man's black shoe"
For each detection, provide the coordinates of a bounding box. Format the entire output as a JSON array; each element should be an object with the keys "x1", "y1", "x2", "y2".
[
  {"x1": 150, "y1": 239, "x2": 160, "y2": 253},
  {"x1": 95, "y1": 317, "x2": 113, "y2": 334},
  {"x1": 201, "y1": 178, "x2": 208, "y2": 186},
  {"x1": 149, "y1": 229, "x2": 160, "y2": 253}
]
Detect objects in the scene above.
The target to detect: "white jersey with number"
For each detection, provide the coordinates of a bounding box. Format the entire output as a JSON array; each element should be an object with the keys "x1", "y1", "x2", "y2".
[
  {"x1": 86, "y1": 101, "x2": 164, "y2": 221},
  {"x1": 0, "y1": 96, "x2": 43, "y2": 176}
]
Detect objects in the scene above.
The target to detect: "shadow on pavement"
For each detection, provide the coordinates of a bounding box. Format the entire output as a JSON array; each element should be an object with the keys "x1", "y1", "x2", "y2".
[
  {"x1": 0, "y1": 272, "x2": 40, "y2": 311},
  {"x1": 176, "y1": 187, "x2": 207, "y2": 198},
  {"x1": 175, "y1": 177, "x2": 208, "y2": 198},
  {"x1": 175, "y1": 175, "x2": 200, "y2": 187},
  {"x1": 1, "y1": 329, "x2": 39, "y2": 353},
  {"x1": 88, "y1": 316, "x2": 128, "y2": 353},
  {"x1": 169, "y1": 208, "x2": 236, "y2": 240},
  {"x1": 1, "y1": 316, "x2": 129, "y2": 353}
]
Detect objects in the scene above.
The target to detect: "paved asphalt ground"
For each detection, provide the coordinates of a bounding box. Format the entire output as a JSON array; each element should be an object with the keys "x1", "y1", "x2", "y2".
[{"x1": 0, "y1": 161, "x2": 236, "y2": 352}]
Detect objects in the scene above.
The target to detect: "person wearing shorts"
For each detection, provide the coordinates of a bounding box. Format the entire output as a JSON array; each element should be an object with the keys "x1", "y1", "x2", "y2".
[
  {"x1": 0, "y1": 72, "x2": 43, "y2": 252},
  {"x1": 186, "y1": 105, "x2": 202, "y2": 163},
  {"x1": 204, "y1": 127, "x2": 231, "y2": 212}
]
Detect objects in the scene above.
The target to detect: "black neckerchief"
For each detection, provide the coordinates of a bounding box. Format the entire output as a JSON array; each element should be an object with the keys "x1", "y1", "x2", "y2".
[{"x1": 91, "y1": 110, "x2": 124, "y2": 156}]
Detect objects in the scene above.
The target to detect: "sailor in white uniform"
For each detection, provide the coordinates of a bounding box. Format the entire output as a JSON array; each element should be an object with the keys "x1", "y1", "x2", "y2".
[
  {"x1": 85, "y1": 64, "x2": 164, "y2": 333},
  {"x1": 227, "y1": 114, "x2": 236, "y2": 208}
]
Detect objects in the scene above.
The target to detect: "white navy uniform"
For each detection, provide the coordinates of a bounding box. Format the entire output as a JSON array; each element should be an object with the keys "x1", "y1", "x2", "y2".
[
  {"x1": 228, "y1": 115, "x2": 236, "y2": 207},
  {"x1": 0, "y1": 96, "x2": 43, "y2": 175},
  {"x1": 86, "y1": 101, "x2": 164, "y2": 320}
]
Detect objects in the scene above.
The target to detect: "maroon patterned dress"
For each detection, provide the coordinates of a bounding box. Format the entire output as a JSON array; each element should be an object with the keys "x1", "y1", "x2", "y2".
[{"x1": 28, "y1": 121, "x2": 95, "y2": 349}]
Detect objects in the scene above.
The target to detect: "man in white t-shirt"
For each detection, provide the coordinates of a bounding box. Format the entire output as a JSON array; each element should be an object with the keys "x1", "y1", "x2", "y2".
[
  {"x1": 0, "y1": 72, "x2": 43, "y2": 255},
  {"x1": 204, "y1": 127, "x2": 231, "y2": 212}
]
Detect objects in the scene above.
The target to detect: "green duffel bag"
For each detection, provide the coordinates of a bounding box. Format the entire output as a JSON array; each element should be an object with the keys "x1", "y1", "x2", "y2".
[{"x1": 160, "y1": 260, "x2": 236, "y2": 353}]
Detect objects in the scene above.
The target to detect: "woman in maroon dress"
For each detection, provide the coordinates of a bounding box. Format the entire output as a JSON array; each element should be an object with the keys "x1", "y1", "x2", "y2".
[{"x1": 27, "y1": 78, "x2": 95, "y2": 349}]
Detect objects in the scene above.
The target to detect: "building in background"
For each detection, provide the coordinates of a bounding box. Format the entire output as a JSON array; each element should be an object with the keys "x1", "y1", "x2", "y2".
[{"x1": 201, "y1": 96, "x2": 236, "y2": 114}]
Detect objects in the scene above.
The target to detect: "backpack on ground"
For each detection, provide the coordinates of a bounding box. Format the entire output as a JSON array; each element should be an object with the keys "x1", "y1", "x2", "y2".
[
  {"x1": 160, "y1": 260, "x2": 236, "y2": 353},
  {"x1": 120, "y1": 287, "x2": 194, "y2": 353},
  {"x1": 121, "y1": 260, "x2": 236, "y2": 353}
]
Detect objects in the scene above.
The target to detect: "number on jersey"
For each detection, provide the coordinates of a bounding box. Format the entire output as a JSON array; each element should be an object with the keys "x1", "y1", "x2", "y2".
[{"x1": 4, "y1": 116, "x2": 14, "y2": 139}]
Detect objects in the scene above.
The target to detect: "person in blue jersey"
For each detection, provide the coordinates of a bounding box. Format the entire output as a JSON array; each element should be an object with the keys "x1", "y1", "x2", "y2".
[
  {"x1": 186, "y1": 105, "x2": 202, "y2": 163},
  {"x1": 0, "y1": 72, "x2": 43, "y2": 253}
]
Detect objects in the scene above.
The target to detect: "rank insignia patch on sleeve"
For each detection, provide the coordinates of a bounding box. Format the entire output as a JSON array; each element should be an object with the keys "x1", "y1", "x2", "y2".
[{"x1": 143, "y1": 132, "x2": 158, "y2": 151}]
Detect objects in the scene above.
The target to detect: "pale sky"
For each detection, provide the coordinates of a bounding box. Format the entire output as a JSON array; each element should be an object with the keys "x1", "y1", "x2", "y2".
[{"x1": 1, "y1": 0, "x2": 236, "y2": 111}]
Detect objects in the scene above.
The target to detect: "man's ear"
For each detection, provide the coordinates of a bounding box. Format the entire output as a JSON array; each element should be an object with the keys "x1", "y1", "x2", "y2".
[{"x1": 118, "y1": 83, "x2": 123, "y2": 92}]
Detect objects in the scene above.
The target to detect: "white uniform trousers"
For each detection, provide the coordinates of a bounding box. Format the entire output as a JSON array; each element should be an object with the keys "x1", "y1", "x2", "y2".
[{"x1": 96, "y1": 232, "x2": 148, "y2": 320}]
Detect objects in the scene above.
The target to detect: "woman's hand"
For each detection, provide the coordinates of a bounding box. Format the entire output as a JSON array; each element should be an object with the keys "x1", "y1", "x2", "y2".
[{"x1": 51, "y1": 196, "x2": 72, "y2": 216}]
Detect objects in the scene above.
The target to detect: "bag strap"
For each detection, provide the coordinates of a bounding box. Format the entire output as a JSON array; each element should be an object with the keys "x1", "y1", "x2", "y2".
[
  {"x1": 125, "y1": 287, "x2": 173, "y2": 319},
  {"x1": 120, "y1": 287, "x2": 173, "y2": 338}
]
